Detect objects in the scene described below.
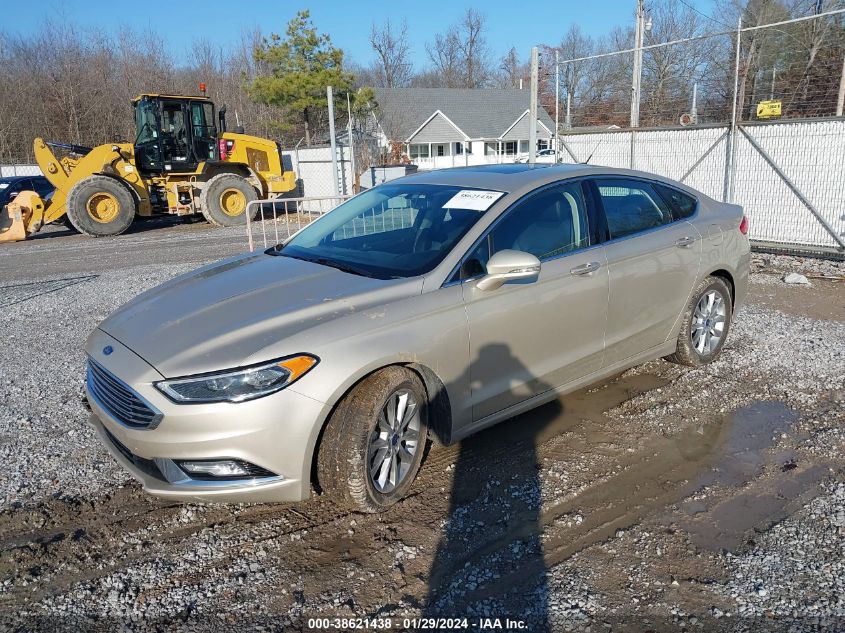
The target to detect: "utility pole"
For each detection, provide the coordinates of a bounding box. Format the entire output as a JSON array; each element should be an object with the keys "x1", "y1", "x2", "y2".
[
  {"x1": 555, "y1": 49, "x2": 560, "y2": 163},
  {"x1": 327, "y1": 85, "x2": 339, "y2": 196},
  {"x1": 529, "y1": 47, "x2": 539, "y2": 165},
  {"x1": 566, "y1": 64, "x2": 572, "y2": 129},
  {"x1": 691, "y1": 82, "x2": 698, "y2": 123},
  {"x1": 630, "y1": 0, "x2": 645, "y2": 128}
]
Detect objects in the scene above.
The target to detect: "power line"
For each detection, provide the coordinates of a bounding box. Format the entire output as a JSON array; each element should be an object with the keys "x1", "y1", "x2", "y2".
[{"x1": 675, "y1": 0, "x2": 733, "y2": 29}]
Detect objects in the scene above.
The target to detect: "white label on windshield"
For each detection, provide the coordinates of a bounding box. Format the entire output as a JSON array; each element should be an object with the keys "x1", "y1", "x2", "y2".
[
  {"x1": 0, "y1": 184, "x2": 8, "y2": 189},
  {"x1": 444, "y1": 189, "x2": 504, "y2": 211}
]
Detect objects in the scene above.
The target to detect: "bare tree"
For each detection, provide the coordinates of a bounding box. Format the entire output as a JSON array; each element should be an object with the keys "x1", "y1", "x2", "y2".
[
  {"x1": 425, "y1": 8, "x2": 492, "y2": 88},
  {"x1": 369, "y1": 19, "x2": 412, "y2": 87},
  {"x1": 496, "y1": 47, "x2": 526, "y2": 88}
]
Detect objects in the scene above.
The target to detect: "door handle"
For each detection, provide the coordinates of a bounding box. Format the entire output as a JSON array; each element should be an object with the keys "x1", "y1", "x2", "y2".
[
  {"x1": 570, "y1": 261, "x2": 601, "y2": 276},
  {"x1": 675, "y1": 236, "x2": 696, "y2": 248}
]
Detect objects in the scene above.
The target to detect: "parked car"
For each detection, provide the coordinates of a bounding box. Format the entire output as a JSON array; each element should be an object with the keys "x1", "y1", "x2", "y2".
[
  {"x1": 516, "y1": 148, "x2": 558, "y2": 164},
  {"x1": 0, "y1": 175, "x2": 53, "y2": 208},
  {"x1": 85, "y1": 164, "x2": 750, "y2": 511}
]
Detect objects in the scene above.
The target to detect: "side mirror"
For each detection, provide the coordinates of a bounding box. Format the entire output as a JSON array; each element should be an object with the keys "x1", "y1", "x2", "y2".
[{"x1": 475, "y1": 249, "x2": 541, "y2": 291}]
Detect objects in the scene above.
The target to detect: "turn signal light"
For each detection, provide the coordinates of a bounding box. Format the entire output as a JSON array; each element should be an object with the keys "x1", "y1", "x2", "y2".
[{"x1": 739, "y1": 215, "x2": 749, "y2": 235}]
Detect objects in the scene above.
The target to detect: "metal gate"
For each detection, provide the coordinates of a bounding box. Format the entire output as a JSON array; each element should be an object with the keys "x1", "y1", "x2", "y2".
[{"x1": 559, "y1": 118, "x2": 845, "y2": 256}]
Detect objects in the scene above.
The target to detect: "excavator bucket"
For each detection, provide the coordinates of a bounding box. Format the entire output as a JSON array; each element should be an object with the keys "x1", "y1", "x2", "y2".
[{"x1": 0, "y1": 191, "x2": 45, "y2": 243}]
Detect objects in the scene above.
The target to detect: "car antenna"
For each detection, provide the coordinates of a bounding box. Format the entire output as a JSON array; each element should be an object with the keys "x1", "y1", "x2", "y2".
[{"x1": 581, "y1": 140, "x2": 602, "y2": 165}]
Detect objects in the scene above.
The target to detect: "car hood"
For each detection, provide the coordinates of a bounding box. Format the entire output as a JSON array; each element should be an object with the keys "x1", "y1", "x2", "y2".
[{"x1": 98, "y1": 253, "x2": 422, "y2": 377}]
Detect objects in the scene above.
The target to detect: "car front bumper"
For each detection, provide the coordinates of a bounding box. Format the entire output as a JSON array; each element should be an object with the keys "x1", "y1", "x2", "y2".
[{"x1": 85, "y1": 329, "x2": 329, "y2": 503}]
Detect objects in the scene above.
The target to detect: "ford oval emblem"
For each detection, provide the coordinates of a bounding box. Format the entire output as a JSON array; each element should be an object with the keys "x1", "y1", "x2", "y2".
[{"x1": 103, "y1": 346, "x2": 113, "y2": 356}]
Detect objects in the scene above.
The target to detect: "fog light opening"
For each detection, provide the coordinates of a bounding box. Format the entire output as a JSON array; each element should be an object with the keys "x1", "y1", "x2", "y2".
[{"x1": 176, "y1": 459, "x2": 276, "y2": 480}]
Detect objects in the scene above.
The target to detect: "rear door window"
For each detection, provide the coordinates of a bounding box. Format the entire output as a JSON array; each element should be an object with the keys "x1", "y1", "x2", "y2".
[
  {"x1": 655, "y1": 183, "x2": 698, "y2": 220},
  {"x1": 594, "y1": 178, "x2": 674, "y2": 240}
]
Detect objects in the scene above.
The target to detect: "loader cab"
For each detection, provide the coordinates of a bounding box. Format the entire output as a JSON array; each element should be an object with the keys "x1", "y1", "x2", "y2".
[{"x1": 132, "y1": 94, "x2": 219, "y2": 174}]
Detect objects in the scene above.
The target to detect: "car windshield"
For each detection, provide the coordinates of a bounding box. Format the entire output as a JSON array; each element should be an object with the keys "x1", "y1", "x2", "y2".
[{"x1": 271, "y1": 183, "x2": 501, "y2": 279}]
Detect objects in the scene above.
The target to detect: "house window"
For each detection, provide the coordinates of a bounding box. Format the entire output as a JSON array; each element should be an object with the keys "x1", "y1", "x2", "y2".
[
  {"x1": 504, "y1": 141, "x2": 517, "y2": 155},
  {"x1": 409, "y1": 144, "x2": 429, "y2": 159},
  {"x1": 485, "y1": 142, "x2": 498, "y2": 156},
  {"x1": 436, "y1": 144, "x2": 445, "y2": 157},
  {"x1": 538, "y1": 139, "x2": 549, "y2": 151},
  {"x1": 519, "y1": 140, "x2": 528, "y2": 154}
]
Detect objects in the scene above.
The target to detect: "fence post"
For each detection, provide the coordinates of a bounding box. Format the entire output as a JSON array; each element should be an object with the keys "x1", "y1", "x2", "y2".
[
  {"x1": 724, "y1": 16, "x2": 742, "y2": 203},
  {"x1": 327, "y1": 85, "x2": 340, "y2": 197}
]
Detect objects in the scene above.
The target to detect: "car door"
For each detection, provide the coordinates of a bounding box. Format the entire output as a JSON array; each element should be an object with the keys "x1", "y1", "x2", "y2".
[
  {"x1": 457, "y1": 180, "x2": 609, "y2": 421},
  {"x1": 591, "y1": 177, "x2": 702, "y2": 365}
]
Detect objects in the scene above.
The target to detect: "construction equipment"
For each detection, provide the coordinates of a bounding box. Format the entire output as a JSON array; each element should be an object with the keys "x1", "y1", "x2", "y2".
[{"x1": 0, "y1": 92, "x2": 297, "y2": 242}]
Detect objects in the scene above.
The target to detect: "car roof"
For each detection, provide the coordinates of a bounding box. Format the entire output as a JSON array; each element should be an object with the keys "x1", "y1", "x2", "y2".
[{"x1": 393, "y1": 164, "x2": 708, "y2": 199}]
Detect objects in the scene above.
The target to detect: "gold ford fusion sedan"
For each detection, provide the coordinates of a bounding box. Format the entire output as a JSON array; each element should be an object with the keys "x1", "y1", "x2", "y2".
[{"x1": 85, "y1": 164, "x2": 750, "y2": 512}]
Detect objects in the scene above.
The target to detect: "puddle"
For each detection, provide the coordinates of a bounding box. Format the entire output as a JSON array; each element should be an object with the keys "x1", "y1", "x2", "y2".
[
  {"x1": 692, "y1": 401, "x2": 797, "y2": 490},
  {"x1": 677, "y1": 402, "x2": 830, "y2": 552}
]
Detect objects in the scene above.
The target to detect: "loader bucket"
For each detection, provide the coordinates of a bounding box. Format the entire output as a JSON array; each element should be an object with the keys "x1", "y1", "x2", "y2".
[{"x1": 0, "y1": 191, "x2": 43, "y2": 243}]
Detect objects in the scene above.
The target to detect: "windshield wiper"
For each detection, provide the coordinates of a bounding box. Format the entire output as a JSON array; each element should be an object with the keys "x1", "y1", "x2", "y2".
[
  {"x1": 313, "y1": 257, "x2": 377, "y2": 278},
  {"x1": 274, "y1": 251, "x2": 378, "y2": 278}
]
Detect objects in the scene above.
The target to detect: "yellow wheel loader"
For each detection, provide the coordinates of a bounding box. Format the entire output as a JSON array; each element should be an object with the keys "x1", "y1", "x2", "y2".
[{"x1": 0, "y1": 93, "x2": 297, "y2": 242}]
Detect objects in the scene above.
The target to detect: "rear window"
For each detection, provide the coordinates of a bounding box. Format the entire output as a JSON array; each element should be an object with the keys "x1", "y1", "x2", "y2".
[{"x1": 656, "y1": 183, "x2": 698, "y2": 220}]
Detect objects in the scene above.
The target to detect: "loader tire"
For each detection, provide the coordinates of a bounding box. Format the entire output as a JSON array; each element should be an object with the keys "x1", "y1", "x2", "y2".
[
  {"x1": 66, "y1": 176, "x2": 136, "y2": 237},
  {"x1": 199, "y1": 173, "x2": 258, "y2": 227}
]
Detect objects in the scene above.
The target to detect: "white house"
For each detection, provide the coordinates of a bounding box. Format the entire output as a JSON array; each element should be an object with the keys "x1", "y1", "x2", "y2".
[{"x1": 372, "y1": 88, "x2": 556, "y2": 169}]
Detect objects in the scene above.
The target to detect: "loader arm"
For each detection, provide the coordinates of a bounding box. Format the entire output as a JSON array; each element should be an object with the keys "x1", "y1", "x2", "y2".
[{"x1": 33, "y1": 137, "x2": 151, "y2": 226}]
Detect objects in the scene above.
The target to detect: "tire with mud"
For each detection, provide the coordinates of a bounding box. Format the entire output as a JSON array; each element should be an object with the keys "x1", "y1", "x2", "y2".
[
  {"x1": 317, "y1": 366, "x2": 429, "y2": 513},
  {"x1": 665, "y1": 275, "x2": 733, "y2": 367},
  {"x1": 65, "y1": 175, "x2": 136, "y2": 237},
  {"x1": 199, "y1": 173, "x2": 258, "y2": 227}
]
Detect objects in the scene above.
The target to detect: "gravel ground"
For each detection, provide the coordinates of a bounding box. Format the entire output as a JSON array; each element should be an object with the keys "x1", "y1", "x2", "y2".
[{"x1": 0, "y1": 224, "x2": 843, "y2": 632}]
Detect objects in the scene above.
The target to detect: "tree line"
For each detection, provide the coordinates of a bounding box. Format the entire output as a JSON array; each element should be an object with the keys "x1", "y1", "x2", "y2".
[{"x1": 1, "y1": 1, "x2": 842, "y2": 164}]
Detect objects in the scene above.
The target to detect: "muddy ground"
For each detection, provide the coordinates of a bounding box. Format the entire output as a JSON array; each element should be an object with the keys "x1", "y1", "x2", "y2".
[{"x1": 1, "y1": 221, "x2": 843, "y2": 632}]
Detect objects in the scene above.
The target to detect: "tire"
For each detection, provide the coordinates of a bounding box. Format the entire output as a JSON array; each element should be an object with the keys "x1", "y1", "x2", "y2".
[
  {"x1": 199, "y1": 173, "x2": 258, "y2": 227},
  {"x1": 317, "y1": 366, "x2": 429, "y2": 513},
  {"x1": 665, "y1": 275, "x2": 733, "y2": 367},
  {"x1": 65, "y1": 175, "x2": 136, "y2": 237}
]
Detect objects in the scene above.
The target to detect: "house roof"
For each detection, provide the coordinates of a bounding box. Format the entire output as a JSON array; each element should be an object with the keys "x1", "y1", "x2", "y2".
[{"x1": 372, "y1": 88, "x2": 556, "y2": 142}]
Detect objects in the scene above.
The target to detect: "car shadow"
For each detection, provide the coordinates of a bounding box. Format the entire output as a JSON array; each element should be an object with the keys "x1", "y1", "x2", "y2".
[{"x1": 423, "y1": 343, "x2": 564, "y2": 631}]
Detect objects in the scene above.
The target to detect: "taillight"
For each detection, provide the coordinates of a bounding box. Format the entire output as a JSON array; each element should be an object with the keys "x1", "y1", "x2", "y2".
[
  {"x1": 218, "y1": 139, "x2": 235, "y2": 160},
  {"x1": 739, "y1": 215, "x2": 749, "y2": 235}
]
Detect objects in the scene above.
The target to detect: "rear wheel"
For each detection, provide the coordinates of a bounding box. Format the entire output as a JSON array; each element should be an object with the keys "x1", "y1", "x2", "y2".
[
  {"x1": 317, "y1": 367, "x2": 429, "y2": 513},
  {"x1": 199, "y1": 173, "x2": 258, "y2": 227},
  {"x1": 65, "y1": 176, "x2": 136, "y2": 237},
  {"x1": 665, "y1": 276, "x2": 733, "y2": 367}
]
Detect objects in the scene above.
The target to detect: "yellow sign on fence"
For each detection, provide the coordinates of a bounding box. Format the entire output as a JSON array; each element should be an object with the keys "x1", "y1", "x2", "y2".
[{"x1": 757, "y1": 100, "x2": 782, "y2": 119}]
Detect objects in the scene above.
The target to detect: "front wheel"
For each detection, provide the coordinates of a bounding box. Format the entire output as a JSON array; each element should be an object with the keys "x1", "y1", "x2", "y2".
[
  {"x1": 199, "y1": 173, "x2": 258, "y2": 227},
  {"x1": 65, "y1": 175, "x2": 136, "y2": 237},
  {"x1": 317, "y1": 367, "x2": 429, "y2": 513},
  {"x1": 665, "y1": 276, "x2": 733, "y2": 367}
]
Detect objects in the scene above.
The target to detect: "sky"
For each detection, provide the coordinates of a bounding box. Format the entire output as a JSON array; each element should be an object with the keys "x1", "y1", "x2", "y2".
[{"x1": 6, "y1": 0, "x2": 721, "y2": 69}]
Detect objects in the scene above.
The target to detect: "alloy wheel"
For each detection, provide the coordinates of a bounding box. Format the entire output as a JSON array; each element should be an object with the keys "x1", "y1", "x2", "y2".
[
  {"x1": 367, "y1": 389, "x2": 422, "y2": 494},
  {"x1": 690, "y1": 289, "x2": 726, "y2": 355}
]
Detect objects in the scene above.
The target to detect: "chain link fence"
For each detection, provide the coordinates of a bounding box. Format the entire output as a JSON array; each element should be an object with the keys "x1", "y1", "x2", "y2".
[{"x1": 549, "y1": 6, "x2": 845, "y2": 256}]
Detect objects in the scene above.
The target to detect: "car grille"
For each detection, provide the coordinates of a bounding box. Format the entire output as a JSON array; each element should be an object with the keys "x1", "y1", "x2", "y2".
[
  {"x1": 87, "y1": 360, "x2": 162, "y2": 429},
  {"x1": 102, "y1": 427, "x2": 164, "y2": 480}
]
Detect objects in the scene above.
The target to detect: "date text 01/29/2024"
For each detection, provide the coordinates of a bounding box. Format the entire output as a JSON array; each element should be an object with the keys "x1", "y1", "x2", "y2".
[{"x1": 306, "y1": 617, "x2": 528, "y2": 630}]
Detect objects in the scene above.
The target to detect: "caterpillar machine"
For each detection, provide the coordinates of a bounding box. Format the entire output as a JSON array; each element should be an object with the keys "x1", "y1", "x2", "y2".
[{"x1": 0, "y1": 90, "x2": 297, "y2": 242}]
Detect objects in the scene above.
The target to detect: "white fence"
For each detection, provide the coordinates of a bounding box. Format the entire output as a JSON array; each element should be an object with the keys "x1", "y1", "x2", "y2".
[
  {"x1": 559, "y1": 118, "x2": 845, "y2": 253},
  {"x1": 0, "y1": 164, "x2": 41, "y2": 177},
  {"x1": 281, "y1": 145, "x2": 353, "y2": 198}
]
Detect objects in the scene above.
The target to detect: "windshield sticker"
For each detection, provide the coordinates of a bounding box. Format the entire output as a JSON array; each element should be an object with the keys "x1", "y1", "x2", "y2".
[
  {"x1": 0, "y1": 184, "x2": 8, "y2": 189},
  {"x1": 444, "y1": 189, "x2": 504, "y2": 211}
]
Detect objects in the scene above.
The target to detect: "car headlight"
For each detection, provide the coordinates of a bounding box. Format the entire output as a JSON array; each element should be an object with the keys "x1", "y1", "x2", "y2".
[{"x1": 155, "y1": 355, "x2": 318, "y2": 403}]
